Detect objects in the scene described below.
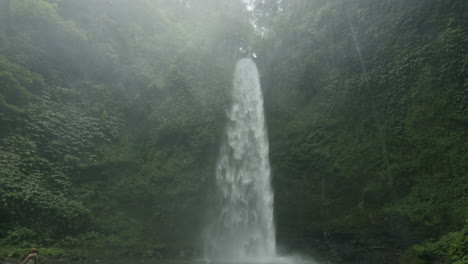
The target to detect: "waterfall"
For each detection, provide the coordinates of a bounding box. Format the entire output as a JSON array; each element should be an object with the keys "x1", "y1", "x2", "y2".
[{"x1": 205, "y1": 58, "x2": 276, "y2": 261}]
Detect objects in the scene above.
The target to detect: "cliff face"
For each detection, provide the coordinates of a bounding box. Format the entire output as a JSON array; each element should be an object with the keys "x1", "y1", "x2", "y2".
[
  {"x1": 0, "y1": 0, "x2": 250, "y2": 250},
  {"x1": 256, "y1": 0, "x2": 468, "y2": 262}
]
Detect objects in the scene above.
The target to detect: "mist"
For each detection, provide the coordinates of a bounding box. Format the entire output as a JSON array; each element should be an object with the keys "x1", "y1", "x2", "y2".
[{"x1": 0, "y1": 0, "x2": 467, "y2": 264}]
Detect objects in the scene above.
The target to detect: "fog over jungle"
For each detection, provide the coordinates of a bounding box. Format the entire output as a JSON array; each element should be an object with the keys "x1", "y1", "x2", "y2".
[{"x1": 0, "y1": 1, "x2": 466, "y2": 264}]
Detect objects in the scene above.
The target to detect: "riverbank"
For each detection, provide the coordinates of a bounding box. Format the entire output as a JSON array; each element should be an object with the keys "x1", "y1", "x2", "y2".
[{"x1": 0, "y1": 247, "x2": 170, "y2": 264}]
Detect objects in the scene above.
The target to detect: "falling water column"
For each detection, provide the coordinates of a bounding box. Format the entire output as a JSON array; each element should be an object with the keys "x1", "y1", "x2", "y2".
[{"x1": 206, "y1": 58, "x2": 276, "y2": 261}]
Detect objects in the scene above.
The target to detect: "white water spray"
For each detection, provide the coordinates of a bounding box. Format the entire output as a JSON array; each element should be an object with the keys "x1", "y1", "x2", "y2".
[{"x1": 205, "y1": 58, "x2": 276, "y2": 261}]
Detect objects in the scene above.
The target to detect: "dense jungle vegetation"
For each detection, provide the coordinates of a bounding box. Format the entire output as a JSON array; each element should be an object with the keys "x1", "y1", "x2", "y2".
[{"x1": 0, "y1": 0, "x2": 467, "y2": 263}]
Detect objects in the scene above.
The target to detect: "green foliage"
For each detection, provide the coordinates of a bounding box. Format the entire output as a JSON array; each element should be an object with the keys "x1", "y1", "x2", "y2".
[
  {"x1": 254, "y1": 0, "x2": 468, "y2": 250},
  {"x1": 0, "y1": 0, "x2": 251, "y2": 251},
  {"x1": 401, "y1": 247, "x2": 430, "y2": 264},
  {"x1": 0, "y1": 63, "x2": 119, "y2": 247},
  {"x1": 0, "y1": 56, "x2": 44, "y2": 124},
  {"x1": 413, "y1": 221, "x2": 468, "y2": 264},
  {"x1": 0, "y1": 71, "x2": 30, "y2": 108},
  {"x1": 9, "y1": 0, "x2": 68, "y2": 26},
  {"x1": 0, "y1": 0, "x2": 466, "y2": 258}
]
